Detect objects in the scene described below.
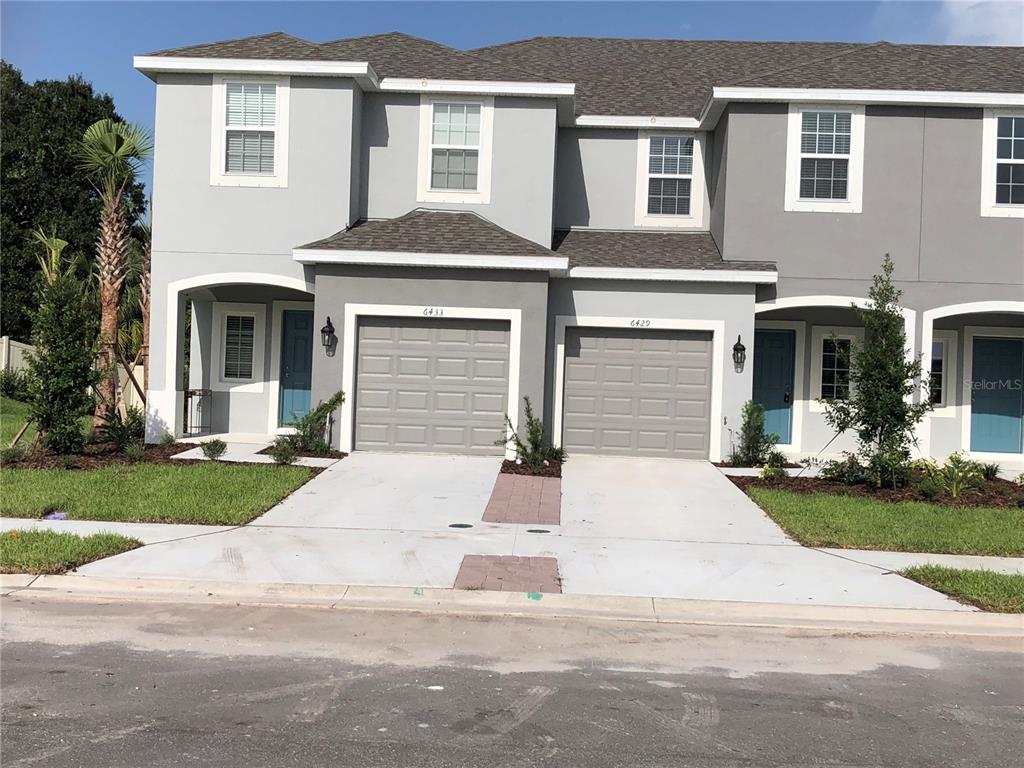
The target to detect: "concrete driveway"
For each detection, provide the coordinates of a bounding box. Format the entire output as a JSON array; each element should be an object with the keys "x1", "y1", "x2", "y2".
[{"x1": 74, "y1": 453, "x2": 968, "y2": 610}]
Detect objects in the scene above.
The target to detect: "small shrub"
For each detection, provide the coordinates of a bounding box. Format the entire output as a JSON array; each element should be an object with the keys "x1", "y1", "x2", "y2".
[
  {"x1": 910, "y1": 458, "x2": 940, "y2": 478},
  {"x1": 0, "y1": 446, "x2": 24, "y2": 466},
  {"x1": 268, "y1": 436, "x2": 298, "y2": 465},
  {"x1": 0, "y1": 368, "x2": 32, "y2": 400},
  {"x1": 101, "y1": 406, "x2": 146, "y2": 450},
  {"x1": 759, "y1": 448, "x2": 788, "y2": 480},
  {"x1": 288, "y1": 390, "x2": 345, "y2": 453},
  {"x1": 1017, "y1": 472, "x2": 1024, "y2": 486},
  {"x1": 980, "y1": 462, "x2": 1001, "y2": 482},
  {"x1": 158, "y1": 431, "x2": 177, "y2": 447},
  {"x1": 866, "y1": 447, "x2": 912, "y2": 489},
  {"x1": 496, "y1": 397, "x2": 565, "y2": 472},
  {"x1": 729, "y1": 401, "x2": 779, "y2": 467},
  {"x1": 915, "y1": 474, "x2": 944, "y2": 501},
  {"x1": 122, "y1": 443, "x2": 145, "y2": 463},
  {"x1": 200, "y1": 439, "x2": 227, "y2": 461},
  {"x1": 820, "y1": 454, "x2": 868, "y2": 485},
  {"x1": 60, "y1": 456, "x2": 80, "y2": 470},
  {"x1": 939, "y1": 453, "x2": 982, "y2": 499}
]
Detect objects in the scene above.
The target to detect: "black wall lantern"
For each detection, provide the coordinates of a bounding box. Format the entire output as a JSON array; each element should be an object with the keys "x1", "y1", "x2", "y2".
[
  {"x1": 732, "y1": 334, "x2": 746, "y2": 368},
  {"x1": 321, "y1": 316, "x2": 335, "y2": 349}
]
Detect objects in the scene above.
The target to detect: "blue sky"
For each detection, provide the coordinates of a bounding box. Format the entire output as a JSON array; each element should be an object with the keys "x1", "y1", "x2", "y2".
[{"x1": 3, "y1": 1, "x2": 1021, "y2": 195}]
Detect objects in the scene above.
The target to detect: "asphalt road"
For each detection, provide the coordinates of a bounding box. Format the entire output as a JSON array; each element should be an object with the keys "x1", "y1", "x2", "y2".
[{"x1": 2, "y1": 596, "x2": 1022, "y2": 767}]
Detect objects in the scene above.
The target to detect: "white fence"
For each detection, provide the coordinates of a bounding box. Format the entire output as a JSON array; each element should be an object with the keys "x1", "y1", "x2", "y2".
[{"x1": 1, "y1": 336, "x2": 145, "y2": 410}]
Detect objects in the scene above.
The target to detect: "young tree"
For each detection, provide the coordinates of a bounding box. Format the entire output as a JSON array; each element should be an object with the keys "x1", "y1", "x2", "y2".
[
  {"x1": 75, "y1": 119, "x2": 151, "y2": 426},
  {"x1": 821, "y1": 254, "x2": 932, "y2": 487},
  {"x1": 1, "y1": 62, "x2": 146, "y2": 341},
  {"x1": 25, "y1": 272, "x2": 99, "y2": 454}
]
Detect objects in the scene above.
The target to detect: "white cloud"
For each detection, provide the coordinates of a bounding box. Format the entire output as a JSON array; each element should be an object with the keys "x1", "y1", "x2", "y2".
[{"x1": 934, "y1": 1, "x2": 1024, "y2": 45}]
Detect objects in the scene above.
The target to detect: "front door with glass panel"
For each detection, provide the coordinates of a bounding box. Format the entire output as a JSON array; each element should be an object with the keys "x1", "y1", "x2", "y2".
[
  {"x1": 970, "y1": 336, "x2": 1024, "y2": 454},
  {"x1": 752, "y1": 329, "x2": 796, "y2": 444},
  {"x1": 279, "y1": 310, "x2": 314, "y2": 426}
]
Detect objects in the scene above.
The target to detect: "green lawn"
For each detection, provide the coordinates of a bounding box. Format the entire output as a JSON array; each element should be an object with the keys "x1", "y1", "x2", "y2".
[
  {"x1": 0, "y1": 463, "x2": 312, "y2": 525},
  {"x1": 901, "y1": 565, "x2": 1024, "y2": 613},
  {"x1": 1, "y1": 396, "x2": 35, "y2": 446},
  {"x1": 1, "y1": 529, "x2": 142, "y2": 574},
  {"x1": 747, "y1": 488, "x2": 1024, "y2": 557}
]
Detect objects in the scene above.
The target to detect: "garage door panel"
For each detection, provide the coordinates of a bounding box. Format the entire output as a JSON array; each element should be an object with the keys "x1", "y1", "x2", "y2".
[
  {"x1": 355, "y1": 317, "x2": 510, "y2": 455},
  {"x1": 563, "y1": 327, "x2": 712, "y2": 459}
]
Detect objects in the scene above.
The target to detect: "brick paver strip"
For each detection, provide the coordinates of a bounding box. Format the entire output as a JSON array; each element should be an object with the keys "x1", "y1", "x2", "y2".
[
  {"x1": 454, "y1": 555, "x2": 562, "y2": 593},
  {"x1": 482, "y1": 474, "x2": 561, "y2": 525}
]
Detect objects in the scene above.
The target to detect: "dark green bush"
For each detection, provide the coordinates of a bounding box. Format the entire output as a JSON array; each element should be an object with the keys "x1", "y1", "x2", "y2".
[
  {"x1": 820, "y1": 454, "x2": 869, "y2": 485},
  {"x1": 286, "y1": 390, "x2": 345, "y2": 453},
  {"x1": 0, "y1": 368, "x2": 32, "y2": 400},
  {"x1": 122, "y1": 443, "x2": 145, "y2": 463},
  {"x1": 101, "y1": 405, "x2": 145, "y2": 450},
  {"x1": 25, "y1": 274, "x2": 99, "y2": 454},
  {"x1": 915, "y1": 474, "x2": 944, "y2": 501},
  {"x1": 981, "y1": 462, "x2": 1001, "y2": 482},
  {"x1": 496, "y1": 397, "x2": 565, "y2": 471},
  {"x1": 729, "y1": 401, "x2": 779, "y2": 467},
  {"x1": 268, "y1": 436, "x2": 298, "y2": 465},
  {"x1": 0, "y1": 446, "x2": 24, "y2": 466},
  {"x1": 200, "y1": 439, "x2": 227, "y2": 461}
]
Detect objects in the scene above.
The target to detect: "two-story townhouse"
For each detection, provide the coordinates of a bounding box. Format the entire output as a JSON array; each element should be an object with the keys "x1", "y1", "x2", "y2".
[{"x1": 136, "y1": 33, "x2": 1024, "y2": 468}]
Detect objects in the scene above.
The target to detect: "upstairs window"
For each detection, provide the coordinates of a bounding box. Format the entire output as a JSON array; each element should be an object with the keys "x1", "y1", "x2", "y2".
[
  {"x1": 785, "y1": 104, "x2": 864, "y2": 213},
  {"x1": 995, "y1": 116, "x2": 1024, "y2": 205},
  {"x1": 646, "y1": 136, "x2": 693, "y2": 216},
  {"x1": 210, "y1": 76, "x2": 289, "y2": 188},
  {"x1": 430, "y1": 102, "x2": 481, "y2": 191}
]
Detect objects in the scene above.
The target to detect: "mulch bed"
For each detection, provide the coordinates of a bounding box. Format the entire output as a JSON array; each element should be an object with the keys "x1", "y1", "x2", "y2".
[
  {"x1": 500, "y1": 458, "x2": 562, "y2": 478},
  {"x1": 731, "y1": 474, "x2": 1024, "y2": 509},
  {"x1": 256, "y1": 445, "x2": 348, "y2": 460},
  {"x1": 713, "y1": 461, "x2": 802, "y2": 469}
]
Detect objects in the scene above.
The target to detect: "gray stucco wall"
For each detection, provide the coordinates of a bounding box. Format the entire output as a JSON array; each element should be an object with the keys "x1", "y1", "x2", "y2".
[
  {"x1": 309, "y1": 266, "x2": 550, "y2": 450},
  {"x1": 360, "y1": 93, "x2": 557, "y2": 246},
  {"x1": 721, "y1": 104, "x2": 1024, "y2": 306},
  {"x1": 708, "y1": 116, "x2": 728, "y2": 249},
  {"x1": 547, "y1": 279, "x2": 756, "y2": 461},
  {"x1": 553, "y1": 128, "x2": 713, "y2": 231}
]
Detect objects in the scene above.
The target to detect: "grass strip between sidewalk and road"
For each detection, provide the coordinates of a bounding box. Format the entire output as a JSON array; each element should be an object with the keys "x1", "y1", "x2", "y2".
[
  {"x1": 0, "y1": 463, "x2": 312, "y2": 525},
  {"x1": 747, "y1": 488, "x2": 1024, "y2": 557},
  {"x1": 1, "y1": 529, "x2": 142, "y2": 575},
  {"x1": 901, "y1": 565, "x2": 1024, "y2": 613}
]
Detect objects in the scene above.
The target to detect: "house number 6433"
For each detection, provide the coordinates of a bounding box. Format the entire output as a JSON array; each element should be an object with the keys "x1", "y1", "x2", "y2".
[
  {"x1": 423, "y1": 307, "x2": 444, "y2": 317},
  {"x1": 630, "y1": 319, "x2": 651, "y2": 327}
]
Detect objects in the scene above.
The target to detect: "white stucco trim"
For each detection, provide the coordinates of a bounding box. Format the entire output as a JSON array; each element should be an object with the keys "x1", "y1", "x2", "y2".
[
  {"x1": 134, "y1": 56, "x2": 379, "y2": 87},
  {"x1": 753, "y1": 320, "x2": 806, "y2": 452},
  {"x1": 980, "y1": 108, "x2": 1024, "y2": 218},
  {"x1": 784, "y1": 104, "x2": 865, "y2": 214},
  {"x1": 210, "y1": 303, "x2": 266, "y2": 393},
  {"x1": 808, "y1": 325, "x2": 865, "y2": 413},
  {"x1": 928, "y1": 330, "x2": 958, "y2": 418},
  {"x1": 634, "y1": 130, "x2": 707, "y2": 228},
  {"x1": 568, "y1": 267, "x2": 777, "y2": 283},
  {"x1": 209, "y1": 75, "x2": 290, "y2": 188},
  {"x1": 712, "y1": 87, "x2": 1024, "y2": 109},
  {"x1": 293, "y1": 248, "x2": 567, "y2": 272},
  {"x1": 381, "y1": 78, "x2": 574, "y2": 97},
  {"x1": 416, "y1": 95, "x2": 494, "y2": 205},
  {"x1": 340, "y1": 304, "x2": 521, "y2": 458},
  {"x1": 266, "y1": 300, "x2": 315, "y2": 434},
  {"x1": 552, "y1": 315, "x2": 726, "y2": 462},
  {"x1": 577, "y1": 115, "x2": 701, "y2": 129},
  {"x1": 960, "y1": 325, "x2": 1024, "y2": 461},
  {"x1": 920, "y1": 301, "x2": 1024, "y2": 458}
]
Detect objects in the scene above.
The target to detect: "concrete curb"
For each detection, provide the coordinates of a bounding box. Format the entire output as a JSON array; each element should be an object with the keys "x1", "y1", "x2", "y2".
[{"x1": 3, "y1": 574, "x2": 1022, "y2": 637}]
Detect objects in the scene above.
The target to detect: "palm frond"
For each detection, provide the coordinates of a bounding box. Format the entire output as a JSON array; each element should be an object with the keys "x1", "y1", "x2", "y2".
[{"x1": 75, "y1": 119, "x2": 153, "y2": 200}]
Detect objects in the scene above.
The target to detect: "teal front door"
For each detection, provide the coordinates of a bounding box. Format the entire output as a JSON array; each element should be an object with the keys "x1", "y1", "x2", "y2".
[
  {"x1": 752, "y1": 329, "x2": 795, "y2": 444},
  {"x1": 279, "y1": 310, "x2": 314, "y2": 426},
  {"x1": 970, "y1": 336, "x2": 1024, "y2": 454}
]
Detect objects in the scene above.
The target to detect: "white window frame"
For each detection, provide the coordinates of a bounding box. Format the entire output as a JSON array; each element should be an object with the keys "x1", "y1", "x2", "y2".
[
  {"x1": 210, "y1": 302, "x2": 265, "y2": 393},
  {"x1": 210, "y1": 75, "x2": 290, "y2": 188},
  {"x1": 809, "y1": 326, "x2": 864, "y2": 412},
  {"x1": 784, "y1": 104, "x2": 865, "y2": 214},
  {"x1": 929, "y1": 330, "x2": 958, "y2": 416},
  {"x1": 634, "y1": 130, "x2": 706, "y2": 228},
  {"x1": 417, "y1": 95, "x2": 494, "y2": 205},
  {"x1": 981, "y1": 108, "x2": 1024, "y2": 218}
]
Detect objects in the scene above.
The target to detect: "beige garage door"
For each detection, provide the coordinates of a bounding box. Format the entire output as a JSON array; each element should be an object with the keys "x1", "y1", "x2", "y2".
[
  {"x1": 562, "y1": 327, "x2": 713, "y2": 458},
  {"x1": 354, "y1": 317, "x2": 511, "y2": 455}
]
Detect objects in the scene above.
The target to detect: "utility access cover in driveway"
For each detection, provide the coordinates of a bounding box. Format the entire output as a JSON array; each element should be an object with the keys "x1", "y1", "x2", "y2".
[
  {"x1": 562, "y1": 327, "x2": 713, "y2": 458},
  {"x1": 354, "y1": 317, "x2": 510, "y2": 455}
]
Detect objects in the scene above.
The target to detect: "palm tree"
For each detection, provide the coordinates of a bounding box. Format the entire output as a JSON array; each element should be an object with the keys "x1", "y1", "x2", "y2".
[
  {"x1": 31, "y1": 227, "x2": 74, "y2": 286},
  {"x1": 75, "y1": 119, "x2": 151, "y2": 426}
]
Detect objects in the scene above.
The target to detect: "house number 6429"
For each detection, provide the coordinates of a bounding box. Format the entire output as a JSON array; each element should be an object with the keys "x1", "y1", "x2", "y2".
[
  {"x1": 423, "y1": 307, "x2": 444, "y2": 317},
  {"x1": 630, "y1": 319, "x2": 651, "y2": 327}
]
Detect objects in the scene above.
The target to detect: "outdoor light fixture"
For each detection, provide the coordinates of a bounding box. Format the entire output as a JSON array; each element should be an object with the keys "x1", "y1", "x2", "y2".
[
  {"x1": 321, "y1": 316, "x2": 335, "y2": 349},
  {"x1": 732, "y1": 335, "x2": 746, "y2": 368}
]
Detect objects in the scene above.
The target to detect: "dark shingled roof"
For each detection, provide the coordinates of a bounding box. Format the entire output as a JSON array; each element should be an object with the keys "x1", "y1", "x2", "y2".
[
  {"x1": 146, "y1": 31, "x2": 554, "y2": 83},
  {"x1": 551, "y1": 229, "x2": 776, "y2": 272},
  {"x1": 473, "y1": 38, "x2": 1024, "y2": 117},
  {"x1": 300, "y1": 209, "x2": 556, "y2": 258}
]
